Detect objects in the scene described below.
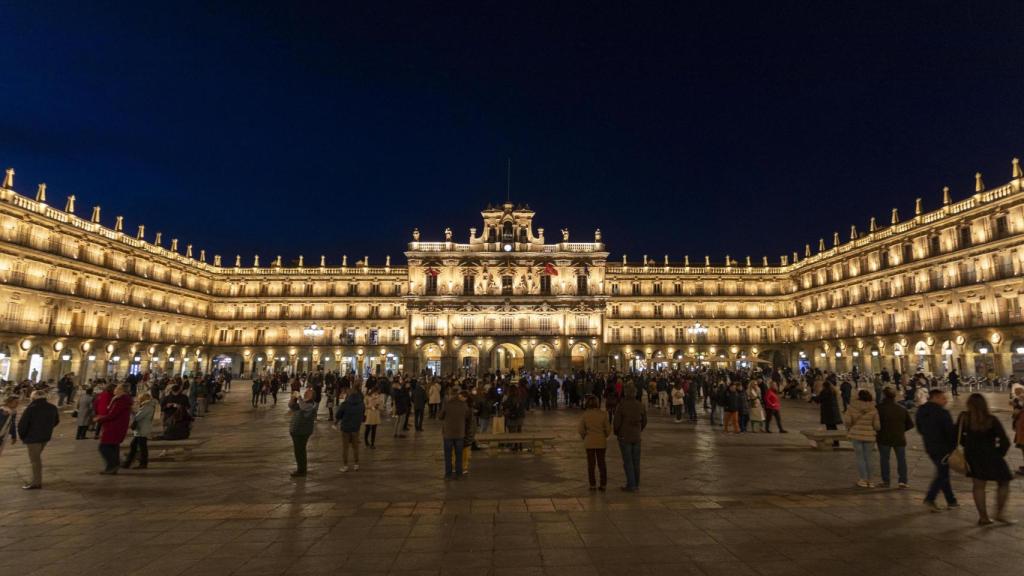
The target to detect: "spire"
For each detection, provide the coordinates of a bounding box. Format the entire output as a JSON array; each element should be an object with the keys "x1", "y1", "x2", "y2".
[
  {"x1": 804, "y1": 244, "x2": 811, "y2": 258},
  {"x1": 704, "y1": 255, "x2": 710, "y2": 266},
  {"x1": 2, "y1": 168, "x2": 13, "y2": 189},
  {"x1": 890, "y1": 208, "x2": 899, "y2": 225},
  {"x1": 942, "y1": 186, "x2": 951, "y2": 205},
  {"x1": 684, "y1": 255, "x2": 690, "y2": 266},
  {"x1": 832, "y1": 232, "x2": 839, "y2": 247},
  {"x1": 298, "y1": 255, "x2": 304, "y2": 267},
  {"x1": 64, "y1": 195, "x2": 75, "y2": 213},
  {"x1": 386, "y1": 255, "x2": 392, "y2": 267},
  {"x1": 35, "y1": 183, "x2": 46, "y2": 202},
  {"x1": 254, "y1": 255, "x2": 260, "y2": 267},
  {"x1": 154, "y1": 232, "x2": 162, "y2": 246},
  {"x1": 914, "y1": 198, "x2": 922, "y2": 215},
  {"x1": 170, "y1": 238, "x2": 178, "y2": 252},
  {"x1": 235, "y1": 255, "x2": 241, "y2": 267},
  {"x1": 664, "y1": 254, "x2": 669, "y2": 266},
  {"x1": 725, "y1": 254, "x2": 731, "y2": 266},
  {"x1": 320, "y1": 255, "x2": 325, "y2": 267},
  {"x1": 274, "y1": 255, "x2": 282, "y2": 267},
  {"x1": 869, "y1": 216, "x2": 877, "y2": 232},
  {"x1": 781, "y1": 254, "x2": 789, "y2": 266},
  {"x1": 745, "y1": 255, "x2": 751, "y2": 266},
  {"x1": 90, "y1": 205, "x2": 101, "y2": 223},
  {"x1": 850, "y1": 225, "x2": 858, "y2": 240},
  {"x1": 199, "y1": 249, "x2": 205, "y2": 262},
  {"x1": 643, "y1": 254, "x2": 648, "y2": 265},
  {"x1": 622, "y1": 254, "x2": 627, "y2": 265},
  {"x1": 975, "y1": 172, "x2": 984, "y2": 193},
  {"x1": 818, "y1": 238, "x2": 825, "y2": 252},
  {"x1": 114, "y1": 215, "x2": 123, "y2": 232},
  {"x1": 136, "y1": 224, "x2": 145, "y2": 240},
  {"x1": 792, "y1": 251, "x2": 798, "y2": 263},
  {"x1": 214, "y1": 254, "x2": 221, "y2": 266},
  {"x1": 1014, "y1": 158, "x2": 1022, "y2": 178},
  {"x1": 761, "y1": 255, "x2": 768, "y2": 266},
  {"x1": 185, "y1": 244, "x2": 192, "y2": 258},
  {"x1": 342, "y1": 255, "x2": 348, "y2": 267}
]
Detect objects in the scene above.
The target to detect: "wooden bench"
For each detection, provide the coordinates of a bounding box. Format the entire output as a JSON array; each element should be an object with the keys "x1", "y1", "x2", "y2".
[
  {"x1": 120, "y1": 438, "x2": 208, "y2": 461},
  {"x1": 800, "y1": 429, "x2": 849, "y2": 450},
  {"x1": 475, "y1": 432, "x2": 556, "y2": 454}
]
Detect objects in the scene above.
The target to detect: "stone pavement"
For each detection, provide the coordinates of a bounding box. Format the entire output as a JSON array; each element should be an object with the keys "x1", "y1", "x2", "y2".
[{"x1": 1, "y1": 385, "x2": 1022, "y2": 576}]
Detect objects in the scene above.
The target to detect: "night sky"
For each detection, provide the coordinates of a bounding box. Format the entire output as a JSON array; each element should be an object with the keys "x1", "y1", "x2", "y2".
[{"x1": 2, "y1": 1, "x2": 1024, "y2": 266}]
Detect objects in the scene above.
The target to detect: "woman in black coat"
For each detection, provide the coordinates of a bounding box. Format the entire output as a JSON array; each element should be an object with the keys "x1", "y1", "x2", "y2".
[
  {"x1": 958, "y1": 393, "x2": 1014, "y2": 525},
  {"x1": 817, "y1": 380, "x2": 843, "y2": 447}
]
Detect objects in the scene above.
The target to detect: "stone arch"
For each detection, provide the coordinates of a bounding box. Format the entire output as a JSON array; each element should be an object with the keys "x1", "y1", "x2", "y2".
[
  {"x1": 458, "y1": 344, "x2": 480, "y2": 376},
  {"x1": 533, "y1": 343, "x2": 555, "y2": 371},
  {"x1": 491, "y1": 342, "x2": 525, "y2": 373},
  {"x1": 570, "y1": 342, "x2": 592, "y2": 370}
]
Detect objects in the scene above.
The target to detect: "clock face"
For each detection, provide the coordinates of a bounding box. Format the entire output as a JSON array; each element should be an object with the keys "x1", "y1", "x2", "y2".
[{"x1": 503, "y1": 243, "x2": 513, "y2": 252}]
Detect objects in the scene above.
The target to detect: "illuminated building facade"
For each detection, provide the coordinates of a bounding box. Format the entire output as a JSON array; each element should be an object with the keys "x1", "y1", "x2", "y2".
[{"x1": 2, "y1": 161, "x2": 1024, "y2": 382}]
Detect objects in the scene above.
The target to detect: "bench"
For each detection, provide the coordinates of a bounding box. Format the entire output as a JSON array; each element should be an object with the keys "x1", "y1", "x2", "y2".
[
  {"x1": 800, "y1": 429, "x2": 849, "y2": 450},
  {"x1": 120, "y1": 438, "x2": 208, "y2": 461},
  {"x1": 475, "y1": 432, "x2": 556, "y2": 454}
]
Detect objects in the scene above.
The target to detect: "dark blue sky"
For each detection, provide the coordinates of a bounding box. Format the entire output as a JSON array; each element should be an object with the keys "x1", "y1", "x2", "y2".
[{"x1": 2, "y1": 1, "x2": 1023, "y2": 265}]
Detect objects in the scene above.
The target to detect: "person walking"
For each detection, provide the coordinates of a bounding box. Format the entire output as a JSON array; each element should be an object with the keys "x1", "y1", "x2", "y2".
[
  {"x1": 916, "y1": 389, "x2": 959, "y2": 512},
  {"x1": 411, "y1": 381, "x2": 427, "y2": 432},
  {"x1": 613, "y1": 385, "x2": 647, "y2": 492},
  {"x1": 75, "y1": 387, "x2": 95, "y2": 440},
  {"x1": 875, "y1": 387, "x2": 913, "y2": 488},
  {"x1": 438, "y1": 389, "x2": 471, "y2": 480},
  {"x1": 16, "y1": 390, "x2": 59, "y2": 489},
  {"x1": 578, "y1": 395, "x2": 611, "y2": 491},
  {"x1": 763, "y1": 384, "x2": 786, "y2": 433},
  {"x1": 288, "y1": 387, "x2": 318, "y2": 478},
  {"x1": 723, "y1": 383, "x2": 741, "y2": 433},
  {"x1": 1010, "y1": 384, "x2": 1024, "y2": 476},
  {"x1": 95, "y1": 385, "x2": 133, "y2": 475},
  {"x1": 428, "y1": 380, "x2": 441, "y2": 419},
  {"x1": 363, "y1": 387, "x2": 382, "y2": 448},
  {"x1": 122, "y1": 393, "x2": 155, "y2": 469},
  {"x1": 337, "y1": 387, "x2": 365, "y2": 472},
  {"x1": 844, "y1": 389, "x2": 879, "y2": 487},
  {"x1": 393, "y1": 382, "x2": 411, "y2": 438},
  {"x1": 0, "y1": 396, "x2": 19, "y2": 456},
  {"x1": 957, "y1": 394, "x2": 1015, "y2": 525}
]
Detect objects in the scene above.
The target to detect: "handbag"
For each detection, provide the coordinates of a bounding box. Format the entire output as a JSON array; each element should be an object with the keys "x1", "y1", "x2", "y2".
[{"x1": 944, "y1": 415, "x2": 970, "y2": 475}]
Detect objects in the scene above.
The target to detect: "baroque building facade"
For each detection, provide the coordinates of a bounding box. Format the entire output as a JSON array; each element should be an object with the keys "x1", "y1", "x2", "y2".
[{"x1": 2, "y1": 161, "x2": 1024, "y2": 384}]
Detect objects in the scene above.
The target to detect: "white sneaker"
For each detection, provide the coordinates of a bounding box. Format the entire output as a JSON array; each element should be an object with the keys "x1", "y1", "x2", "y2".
[
  {"x1": 856, "y1": 480, "x2": 870, "y2": 488},
  {"x1": 353, "y1": 464, "x2": 359, "y2": 471},
  {"x1": 339, "y1": 466, "x2": 348, "y2": 472}
]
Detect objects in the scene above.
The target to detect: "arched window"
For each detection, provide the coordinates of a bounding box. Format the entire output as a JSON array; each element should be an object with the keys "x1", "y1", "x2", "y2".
[{"x1": 501, "y1": 221, "x2": 514, "y2": 242}]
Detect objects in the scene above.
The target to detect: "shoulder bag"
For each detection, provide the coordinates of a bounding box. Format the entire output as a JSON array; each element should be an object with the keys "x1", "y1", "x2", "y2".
[{"x1": 944, "y1": 414, "x2": 970, "y2": 475}]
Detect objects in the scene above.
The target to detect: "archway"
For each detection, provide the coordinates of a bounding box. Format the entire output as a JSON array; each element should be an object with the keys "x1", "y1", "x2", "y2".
[
  {"x1": 27, "y1": 345, "x2": 45, "y2": 382},
  {"x1": 971, "y1": 340, "x2": 995, "y2": 377},
  {"x1": 1011, "y1": 340, "x2": 1024, "y2": 376},
  {"x1": 491, "y1": 342, "x2": 525, "y2": 373},
  {"x1": 458, "y1": 344, "x2": 480, "y2": 376},
  {"x1": 913, "y1": 340, "x2": 932, "y2": 374},
  {"x1": 422, "y1": 344, "x2": 442, "y2": 376},
  {"x1": 533, "y1": 344, "x2": 554, "y2": 371},
  {"x1": 571, "y1": 343, "x2": 592, "y2": 370},
  {"x1": 0, "y1": 344, "x2": 11, "y2": 381}
]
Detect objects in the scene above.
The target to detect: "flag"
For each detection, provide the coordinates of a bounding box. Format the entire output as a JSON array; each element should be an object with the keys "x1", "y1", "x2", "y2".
[
  {"x1": 426, "y1": 267, "x2": 439, "y2": 276},
  {"x1": 543, "y1": 262, "x2": 558, "y2": 276}
]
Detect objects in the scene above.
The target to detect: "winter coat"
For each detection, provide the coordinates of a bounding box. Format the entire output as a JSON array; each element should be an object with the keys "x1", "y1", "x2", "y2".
[
  {"x1": 613, "y1": 398, "x2": 647, "y2": 443},
  {"x1": 411, "y1": 385, "x2": 428, "y2": 410},
  {"x1": 578, "y1": 408, "x2": 611, "y2": 449},
  {"x1": 363, "y1": 393, "x2": 383, "y2": 426},
  {"x1": 393, "y1": 387, "x2": 411, "y2": 415},
  {"x1": 17, "y1": 399, "x2": 59, "y2": 444},
  {"x1": 875, "y1": 399, "x2": 913, "y2": 447},
  {"x1": 958, "y1": 414, "x2": 1013, "y2": 482},
  {"x1": 428, "y1": 383, "x2": 441, "y2": 404},
  {"x1": 764, "y1": 387, "x2": 781, "y2": 412},
  {"x1": 438, "y1": 398, "x2": 472, "y2": 440},
  {"x1": 916, "y1": 401, "x2": 955, "y2": 458},
  {"x1": 76, "y1": 393, "x2": 95, "y2": 427},
  {"x1": 97, "y1": 394, "x2": 133, "y2": 445},
  {"x1": 337, "y1": 392, "x2": 366, "y2": 433},
  {"x1": 289, "y1": 398, "x2": 318, "y2": 436},
  {"x1": 132, "y1": 401, "x2": 156, "y2": 439},
  {"x1": 747, "y1": 387, "x2": 765, "y2": 422},
  {"x1": 94, "y1": 389, "x2": 112, "y2": 418},
  {"x1": 843, "y1": 399, "x2": 878, "y2": 442},
  {"x1": 818, "y1": 385, "x2": 842, "y2": 426}
]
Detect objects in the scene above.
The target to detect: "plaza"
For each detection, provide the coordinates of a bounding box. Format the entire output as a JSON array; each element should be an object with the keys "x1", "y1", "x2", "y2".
[{"x1": 0, "y1": 386, "x2": 1021, "y2": 576}]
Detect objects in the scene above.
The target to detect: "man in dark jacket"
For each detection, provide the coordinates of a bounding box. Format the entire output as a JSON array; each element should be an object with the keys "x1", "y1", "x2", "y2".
[
  {"x1": 915, "y1": 389, "x2": 958, "y2": 511},
  {"x1": 411, "y1": 381, "x2": 428, "y2": 432},
  {"x1": 613, "y1": 386, "x2": 647, "y2": 492},
  {"x1": 438, "y1": 390, "x2": 472, "y2": 479},
  {"x1": 17, "y1": 390, "x2": 59, "y2": 490},
  {"x1": 288, "y1": 388, "x2": 317, "y2": 478},
  {"x1": 876, "y1": 387, "x2": 914, "y2": 488},
  {"x1": 336, "y1": 388, "x2": 364, "y2": 472},
  {"x1": 393, "y1": 382, "x2": 411, "y2": 438}
]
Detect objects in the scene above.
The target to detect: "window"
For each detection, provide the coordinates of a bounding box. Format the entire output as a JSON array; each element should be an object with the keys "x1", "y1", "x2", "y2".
[
  {"x1": 994, "y1": 215, "x2": 1009, "y2": 239},
  {"x1": 929, "y1": 235, "x2": 942, "y2": 256},
  {"x1": 425, "y1": 273, "x2": 438, "y2": 295},
  {"x1": 611, "y1": 283, "x2": 620, "y2": 295},
  {"x1": 539, "y1": 317, "x2": 551, "y2": 332},
  {"x1": 368, "y1": 329, "x2": 379, "y2": 345},
  {"x1": 575, "y1": 315, "x2": 589, "y2": 333},
  {"x1": 879, "y1": 250, "x2": 890, "y2": 269},
  {"x1": 255, "y1": 328, "x2": 266, "y2": 344},
  {"x1": 611, "y1": 304, "x2": 620, "y2": 317},
  {"x1": 632, "y1": 327, "x2": 643, "y2": 342},
  {"x1": 501, "y1": 275, "x2": 513, "y2": 295},
  {"x1": 233, "y1": 328, "x2": 243, "y2": 343},
  {"x1": 902, "y1": 244, "x2": 913, "y2": 264},
  {"x1": 540, "y1": 275, "x2": 551, "y2": 295},
  {"x1": 501, "y1": 221, "x2": 514, "y2": 242},
  {"x1": 462, "y1": 315, "x2": 474, "y2": 332},
  {"x1": 759, "y1": 327, "x2": 769, "y2": 342},
  {"x1": 463, "y1": 274, "x2": 475, "y2": 295},
  {"x1": 611, "y1": 327, "x2": 621, "y2": 342},
  {"x1": 959, "y1": 226, "x2": 972, "y2": 249},
  {"x1": 675, "y1": 327, "x2": 685, "y2": 342},
  {"x1": 501, "y1": 317, "x2": 513, "y2": 332},
  {"x1": 576, "y1": 274, "x2": 588, "y2": 295},
  {"x1": 370, "y1": 284, "x2": 381, "y2": 296},
  {"x1": 631, "y1": 282, "x2": 641, "y2": 295},
  {"x1": 654, "y1": 327, "x2": 665, "y2": 342},
  {"x1": 653, "y1": 283, "x2": 662, "y2": 295},
  {"x1": 218, "y1": 329, "x2": 228, "y2": 343},
  {"x1": 653, "y1": 304, "x2": 663, "y2": 318},
  {"x1": 348, "y1": 283, "x2": 359, "y2": 296},
  {"x1": 370, "y1": 305, "x2": 380, "y2": 318},
  {"x1": 345, "y1": 328, "x2": 356, "y2": 345},
  {"x1": 518, "y1": 227, "x2": 527, "y2": 243},
  {"x1": 423, "y1": 316, "x2": 437, "y2": 333},
  {"x1": 390, "y1": 329, "x2": 401, "y2": 342}
]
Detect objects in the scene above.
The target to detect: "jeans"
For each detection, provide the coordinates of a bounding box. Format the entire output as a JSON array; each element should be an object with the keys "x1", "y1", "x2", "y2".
[
  {"x1": 878, "y1": 444, "x2": 907, "y2": 484},
  {"x1": 925, "y1": 453, "x2": 957, "y2": 504},
  {"x1": 851, "y1": 440, "x2": 873, "y2": 481},
  {"x1": 394, "y1": 413, "x2": 408, "y2": 436},
  {"x1": 291, "y1": 433, "x2": 310, "y2": 474},
  {"x1": 25, "y1": 442, "x2": 46, "y2": 486},
  {"x1": 478, "y1": 416, "x2": 492, "y2": 434},
  {"x1": 619, "y1": 441, "x2": 641, "y2": 489},
  {"x1": 124, "y1": 437, "x2": 149, "y2": 467},
  {"x1": 586, "y1": 448, "x2": 607, "y2": 487},
  {"x1": 99, "y1": 443, "x2": 120, "y2": 472},
  {"x1": 342, "y1": 431, "x2": 359, "y2": 465},
  {"x1": 444, "y1": 438, "x2": 464, "y2": 478}
]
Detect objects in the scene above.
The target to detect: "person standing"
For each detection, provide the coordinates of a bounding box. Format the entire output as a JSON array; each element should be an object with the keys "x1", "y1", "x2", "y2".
[
  {"x1": 747, "y1": 382, "x2": 766, "y2": 433},
  {"x1": 1010, "y1": 385, "x2": 1024, "y2": 476},
  {"x1": 75, "y1": 387, "x2": 95, "y2": 440},
  {"x1": 393, "y1": 382, "x2": 411, "y2": 438},
  {"x1": 578, "y1": 395, "x2": 611, "y2": 491},
  {"x1": 948, "y1": 369, "x2": 960, "y2": 397},
  {"x1": 17, "y1": 390, "x2": 59, "y2": 489},
  {"x1": 438, "y1": 389, "x2": 471, "y2": 480},
  {"x1": 428, "y1": 380, "x2": 441, "y2": 419},
  {"x1": 93, "y1": 383, "x2": 114, "y2": 440},
  {"x1": 337, "y1": 387, "x2": 365, "y2": 472},
  {"x1": 122, "y1": 393, "x2": 155, "y2": 469},
  {"x1": 875, "y1": 387, "x2": 913, "y2": 488},
  {"x1": 613, "y1": 385, "x2": 647, "y2": 492},
  {"x1": 95, "y1": 385, "x2": 133, "y2": 475},
  {"x1": 843, "y1": 389, "x2": 879, "y2": 487},
  {"x1": 0, "y1": 396, "x2": 19, "y2": 456},
  {"x1": 363, "y1": 387, "x2": 382, "y2": 448},
  {"x1": 671, "y1": 383, "x2": 685, "y2": 423},
  {"x1": 817, "y1": 379, "x2": 843, "y2": 447},
  {"x1": 411, "y1": 381, "x2": 427, "y2": 432},
  {"x1": 958, "y1": 394, "x2": 1015, "y2": 525},
  {"x1": 723, "y1": 383, "x2": 741, "y2": 433},
  {"x1": 288, "y1": 387, "x2": 318, "y2": 478},
  {"x1": 916, "y1": 389, "x2": 959, "y2": 512}
]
